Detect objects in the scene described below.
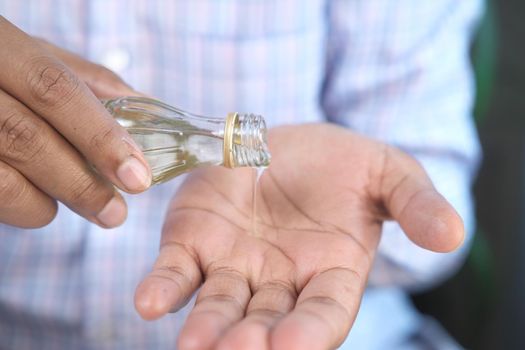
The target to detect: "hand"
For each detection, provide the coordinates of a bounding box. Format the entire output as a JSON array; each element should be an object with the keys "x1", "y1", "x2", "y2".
[
  {"x1": 135, "y1": 124, "x2": 464, "y2": 350},
  {"x1": 0, "y1": 17, "x2": 151, "y2": 229}
]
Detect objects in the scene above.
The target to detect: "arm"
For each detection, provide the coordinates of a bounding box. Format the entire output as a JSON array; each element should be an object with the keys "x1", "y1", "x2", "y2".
[{"x1": 321, "y1": 0, "x2": 484, "y2": 289}]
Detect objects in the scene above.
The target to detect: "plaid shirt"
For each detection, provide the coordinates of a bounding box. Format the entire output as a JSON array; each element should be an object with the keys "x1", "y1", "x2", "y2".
[{"x1": 0, "y1": 1, "x2": 482, "y2": 349}]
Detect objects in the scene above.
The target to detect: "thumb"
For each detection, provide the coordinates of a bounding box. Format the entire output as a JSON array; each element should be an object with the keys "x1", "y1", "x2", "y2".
[
  {"x1": 379, "y1": 147, "x2": 465, "y2": 253},
  {"x1": 35, "y1": 38, "x2": 140, "y2": 99}
]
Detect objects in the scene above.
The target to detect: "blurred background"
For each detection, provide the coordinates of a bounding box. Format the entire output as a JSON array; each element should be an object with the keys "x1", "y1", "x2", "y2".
[{"x1": 412, "y1": 0, "x2": 525, "y2": 348}]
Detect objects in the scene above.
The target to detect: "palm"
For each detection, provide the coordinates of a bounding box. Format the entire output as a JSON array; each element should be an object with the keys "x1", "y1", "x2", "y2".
[{"x1": 135, "y1": 124, "x2": 464, "y2": 350}]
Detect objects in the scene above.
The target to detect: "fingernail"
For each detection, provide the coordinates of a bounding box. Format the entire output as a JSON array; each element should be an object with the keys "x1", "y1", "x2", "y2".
[
  {"x1": 97, "y1": 197, "x2": 127, "y2": 228},
  {"x1": 117, "y1": 156, "x2": 151, "y2": 191}
]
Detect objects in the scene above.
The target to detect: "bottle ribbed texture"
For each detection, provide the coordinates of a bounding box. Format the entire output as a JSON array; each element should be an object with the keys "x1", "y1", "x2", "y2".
[
  {"x1": 233, "y1": 114, "x2": 271, "y2": 168},
  {"x1": 103, "y1": 97, "x2": 271, "y2": 184}
]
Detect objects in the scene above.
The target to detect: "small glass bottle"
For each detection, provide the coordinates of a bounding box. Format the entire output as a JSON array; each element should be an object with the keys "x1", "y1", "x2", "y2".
[{"x1": 104, "y1": 97, "x2": 271, "y2": 185}]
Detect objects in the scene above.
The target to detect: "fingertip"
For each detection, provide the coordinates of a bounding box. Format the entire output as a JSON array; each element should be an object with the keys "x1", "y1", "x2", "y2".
[
  {"x1": 177, "y1": 334, "x2": 205, "y2": 350},
  {"x1": 26, "y1": 198, "x2": 59, "y2": 229},
  {"x1": 177, "y1": 307, "x2": 235, "y2": 350},
  {"x1": 116, "y1": 155, "x2": 152, "y2": 193},
  {"x1": 426, "y1": 205, "x2": 465, "y2": 253},
  {"x1": 134, "y1": 278, "x2": 178, "y2": 321},
  {"x1": 401, "y1": 191, "x2": 465, "y2": 253},
  {"x1": 178, "y1": 314, "x2": 225, "y2": 350},
  {"x1": 215, "y1": 339, "x2": 239, "y2": 350},
  {"x1": 215, "y1": 323, "x2": 268, "y2": 350},
  {"x1": 271, "y1": 319, "x2": 313, "y2": 350},
  {"x1": 177, "y1": 326, "x2": 209, "y2": 350},
  {"x1": 95, "y1": 195, "x2": 127, "y2": 228}
]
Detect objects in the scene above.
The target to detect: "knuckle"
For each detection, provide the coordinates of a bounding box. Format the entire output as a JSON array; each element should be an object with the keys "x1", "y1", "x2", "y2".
[
  {"x1": 89, "y1": 124, "x2": 119, "y2": 154},
  {"x1": 65, "y1": 172, "x2": 110, "y2": 211},
  {"x1": 0, "y1": 109, "x2": 47, "y2": 163},
  {"x1": 89, "y1": 124, "x2": 127, "y2": 163},
  {"x1": 25, "y1": 56, "x2": 81, "y2": 108},
  {"x1": 157, "y1": 265, "x2": 188, "y2": 282}
]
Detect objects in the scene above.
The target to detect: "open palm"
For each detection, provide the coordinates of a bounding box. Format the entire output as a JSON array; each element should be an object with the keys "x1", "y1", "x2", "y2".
[{"x1": 135, "y1": 124, "x2": 464, "y2": 350}]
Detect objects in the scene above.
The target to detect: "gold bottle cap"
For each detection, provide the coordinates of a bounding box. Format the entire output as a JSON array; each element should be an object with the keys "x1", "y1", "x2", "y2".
[{"x1": 223, "y1": 112, "x2": 238, "y2": 168}]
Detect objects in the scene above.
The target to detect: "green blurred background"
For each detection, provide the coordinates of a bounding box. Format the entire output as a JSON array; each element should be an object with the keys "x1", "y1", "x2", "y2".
[{"x1": 411, "y1": 0, "x2": 525, "y2": 348}]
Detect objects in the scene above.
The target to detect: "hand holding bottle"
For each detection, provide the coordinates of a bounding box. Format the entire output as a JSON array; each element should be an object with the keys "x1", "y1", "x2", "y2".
[
  {"x1": 135, "y1": 123, "x2": 464, "y2": 350},
  {"x1": 0, "y1": 17, "x2": 151, "y2": 228}
]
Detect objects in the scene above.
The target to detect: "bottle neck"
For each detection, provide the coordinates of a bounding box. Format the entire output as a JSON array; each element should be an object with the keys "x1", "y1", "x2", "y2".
[
  {"x1": 223, "y1": 113, "x2": 271, "y2": 169},
  {"x1": 104, "y1": 96, "x2": 271, "y2": 172}
]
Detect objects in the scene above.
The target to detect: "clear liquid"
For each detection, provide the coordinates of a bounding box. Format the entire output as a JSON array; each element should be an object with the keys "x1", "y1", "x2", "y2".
[
  {"x1": 251, "y1": 167, "x2": 265, "y2": 237},
  {"x1": 113, "y1": 108, "x2": 223, "y2": 184},
  {"x1": 106, "y1": 97, "x2": 271, "y2": 185}
]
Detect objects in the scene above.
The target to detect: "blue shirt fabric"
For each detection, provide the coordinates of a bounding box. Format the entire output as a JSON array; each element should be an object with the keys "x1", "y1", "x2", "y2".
[{"x1": 0, "y1": 1, "x2": 483, "y2": 349}]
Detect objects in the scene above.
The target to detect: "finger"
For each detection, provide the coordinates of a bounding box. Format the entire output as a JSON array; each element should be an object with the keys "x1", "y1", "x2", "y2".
[
  {"x1": 0, "y1": 17, "x2": 151, "y2": 193},
  {"x1": 0, "y1": 160, "x2": 57, "y2": 228},
  {"x1": 0, "y1": 91, "x2": 127, "y2": 228},
  {"x1": 177, "y1": 267, "x2": 251, "y2": 350},
  {"x1": 271, "y1": 268, "x2": 364, "y2": 350},
  {"x1": 215, "y1": 281, "x2": 296, "y2": 350},
  {"x1": 35, "y1": 38, "x2": 139, "y2": 99},
  {"x1": 378, "y1": 146, "x2": 465, "y2": 252},
  {"x1": 135, "y1": 242, "x2": 201, "y2": 321}
]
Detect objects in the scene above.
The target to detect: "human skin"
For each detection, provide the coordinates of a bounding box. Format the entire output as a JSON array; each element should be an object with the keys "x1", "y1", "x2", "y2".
[
  {"x1": 134, "y1": 125, "x2": 463, "y2": 350},
  {"x1": 0, "y1": 17, "x2": 151, "y2": 229},
  {"x1": 29, "y1": 25, "x2": 464, "y2": 350}
]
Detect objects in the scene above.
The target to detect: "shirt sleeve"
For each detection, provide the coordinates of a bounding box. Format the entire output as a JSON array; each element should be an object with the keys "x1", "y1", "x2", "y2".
[{"x1": 321, "y1": 0, "x2": 484, "y2": 290}]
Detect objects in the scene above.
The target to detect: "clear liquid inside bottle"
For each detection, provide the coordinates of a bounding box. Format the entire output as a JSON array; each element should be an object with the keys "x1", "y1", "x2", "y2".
[{"x1": 104, "y1": 97, "x2": 271, "y2": 184}]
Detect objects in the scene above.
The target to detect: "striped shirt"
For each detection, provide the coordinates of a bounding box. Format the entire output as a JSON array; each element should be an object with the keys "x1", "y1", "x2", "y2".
[{"x1": 0, "y1": 1, "x2": 482, "y2": 349}]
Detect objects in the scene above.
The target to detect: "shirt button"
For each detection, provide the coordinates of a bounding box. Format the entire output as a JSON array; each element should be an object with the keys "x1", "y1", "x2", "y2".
[{"x1": 100, "y1": 48, "x2": 131, "y2": 73}]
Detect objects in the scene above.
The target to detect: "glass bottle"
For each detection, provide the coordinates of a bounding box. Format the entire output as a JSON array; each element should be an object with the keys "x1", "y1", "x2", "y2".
[{"x1": 104, "y1": 96, "x2": 271, "y2": 185}]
